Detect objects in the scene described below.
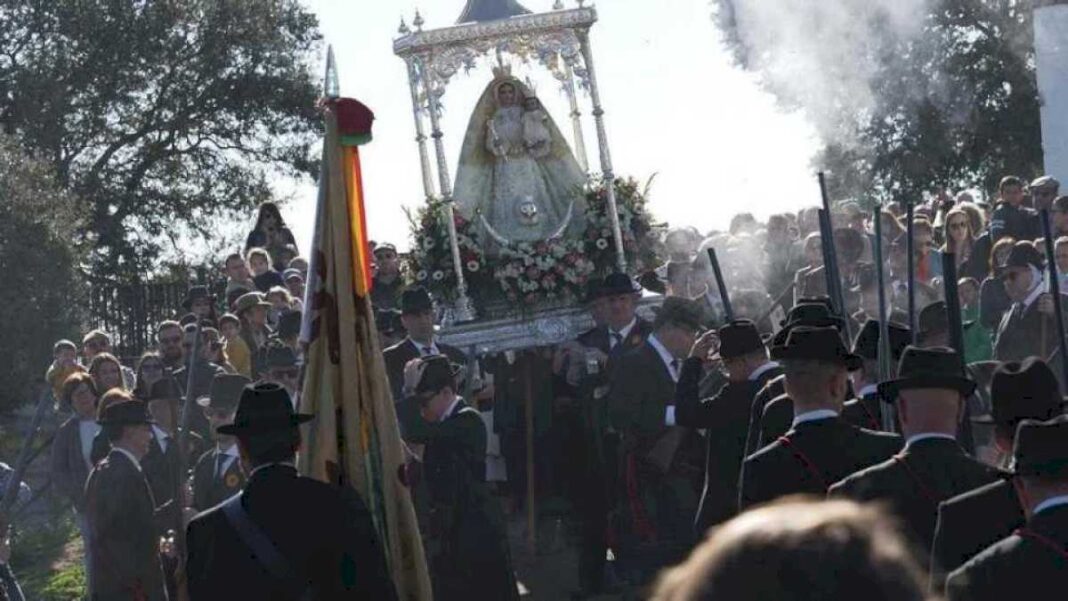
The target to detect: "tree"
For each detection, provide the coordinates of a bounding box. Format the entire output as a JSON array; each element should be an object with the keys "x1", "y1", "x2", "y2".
[
  {"x1": 0, "y1": 134, "x2": 84, "y2": 412},
  {"x1": 0, "y1": 1, "x2": 323, "y2": 279},
  {"x1": 716, "y1": 0, "x2": 1042, "y2": 203}
]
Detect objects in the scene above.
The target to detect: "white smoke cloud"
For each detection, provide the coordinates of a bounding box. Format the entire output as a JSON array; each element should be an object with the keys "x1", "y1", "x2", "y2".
[{"x1": 719, "y1": 0, "x2": 933, "y2": 147}]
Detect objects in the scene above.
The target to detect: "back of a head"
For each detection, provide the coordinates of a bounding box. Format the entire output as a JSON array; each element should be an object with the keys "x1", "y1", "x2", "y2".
[{"x1": 652, "y1": 499, "x2": 929, "y2": 601}]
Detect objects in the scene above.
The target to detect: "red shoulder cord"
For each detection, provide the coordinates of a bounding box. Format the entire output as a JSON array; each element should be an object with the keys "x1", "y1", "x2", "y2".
[
  {"x1": 1014, "y1": 528, "x2": 1068, "y2": 562},
  {"x1": 777, "y1": 436, "x2": 827, "y2": 489},
  {"x1": 892, "y1": 454, "x2": 942, "y2": 506}
]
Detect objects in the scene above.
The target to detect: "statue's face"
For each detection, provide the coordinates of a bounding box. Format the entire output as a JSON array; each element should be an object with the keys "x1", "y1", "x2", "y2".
[
  {"x1": 498, "y1": 84, "x2": 517, "y2": 107},
  {"x1": 517, "y1": 198, "x2": 539, "y2": 225}
]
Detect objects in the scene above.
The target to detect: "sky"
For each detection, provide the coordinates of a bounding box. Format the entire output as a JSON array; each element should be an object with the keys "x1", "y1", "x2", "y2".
[{"x1": 280, "y1": 0, "x2": 822, "y2": 255}]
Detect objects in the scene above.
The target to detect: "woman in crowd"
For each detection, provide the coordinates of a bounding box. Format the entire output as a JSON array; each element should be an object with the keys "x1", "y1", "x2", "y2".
[
  {"x1": 87, "y1": 353, "x2": 128, "y2": 394},
  {"x1": 942, "y1": 206, "x2": 984, "y2": 281},
  {"x1": 793, "y1": 232, "x2": 823, "y2": 303},
  {"x1": 131, "y1": 352, "x2": 165, "y2": 401},
  {"x1": 912, "y1": 218, "x2": 943, "y2": 284},
  {"x1": 50, "y1": 372, "x2": 102, "y2": 588},
  {"x1": 244, "y1": 202, "x2": 297, "y2": 271},
  {"x1": 979, "y1": 237, "x2": 1016, "y2": 330}
]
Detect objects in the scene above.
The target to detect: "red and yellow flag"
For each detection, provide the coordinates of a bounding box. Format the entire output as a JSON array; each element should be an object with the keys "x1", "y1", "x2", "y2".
[{"x1": 299, "y1": 98, "x2": 432, "y2": 600}]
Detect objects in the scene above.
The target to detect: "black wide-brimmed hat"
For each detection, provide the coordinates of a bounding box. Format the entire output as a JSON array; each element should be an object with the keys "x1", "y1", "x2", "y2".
[
  {"x1": 770, "y1": 325, "x2": 862, "y2": 371},
  {"x1": 197, "y1": 374, "x2": 252, "y2": 410},
  {"x1": 771, "y1": 303, "x2": 844, "y2": 347},
  {"x1": 182, "y1": 285, "x2": 216, "y2": 311},
  {"x1": 719, "y1": 319, "x2": 764, "y2": 359},
  {"x1": 146, "y1": 378, "x2": 182, "y2": 403},
  {"x1": 916, "y1": 301, "x2": 949, "y2": 343},
  {"x1": 600, "y1": 272, "x2": 643, "y2": 297},
  {"x1": 98, "y1": 399, "x2": 155, "y2": 426},
  {"x1": 974, "y1": 358, "x2": 1066, "y2": 426},
  {"x1": 1011, "y1": 416, "x2": 1068, "y2": 476},
  {"x1": 852, "y1": 320, "x2": 912, "y2": 363},
  {"x1": 409, "y1": 354, "x2": 465, "y2": 396},
  {"x1": 265, "y1": 341, "x2": 299, "y2": 369},
  {"x1": 652, "y1": 296, "x2": 706, "y2": 332},
  {"x1": 217, "y1": 382, "x2": 313, "y2": 436},
  {"x1": 995, "y1": 242, "x2": 1044, "y2": 278},
  {"x1": 877, "y1": 346, "x2": 976, "y2": 402},
  {"x1": 400, "y1": 287, "x2": 434, "y2": 315}
]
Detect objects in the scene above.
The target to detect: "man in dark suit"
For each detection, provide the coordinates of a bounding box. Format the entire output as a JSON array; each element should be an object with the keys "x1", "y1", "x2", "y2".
[
  {"x1": 841, "y1": 320, "x2": 911, "y2": 432},
  {"x1": 142, "y1": 378, "x2": 205, "y2": 514},
  {"x1": 930, "y1": 358, "x2": 1066, "y2": 591},
  {"x1": 993, "y1": 242, "x2": 1064, "y2": 362},
  {"x1": 382, "y1": 288, "x2": 468, "y2": 437},
  {"x1": 946, "y1": 416, "x2": 1068, "y2": 600},
  {"x1": 189, "y1": 374, "x2": 250, "y2": 512},
  {"x1": 739, "y1": 326, "x2": 901, "y2": 511},
  {"x1": 561, "y1": 274, "x2": 652, "y2": 598},
  {"x1": 676, "y1": 319, "x2": 781, "y2": 534},
  {"x1": 405, "y1": 355, "x2": 518, "y2": 601},
  {"x1": 84, "y1": 396, "x2": 168, "y2": 601},
  {"x1": 742, "y1": 299, "x2": 842, "y2": 458},
  {"x1": 608, "y1": 296, "x2": 707, "y2": 579},
  {"x1": 185, "y1": 382, "x2": 396, "y2": 601},
  {"x1": 173, "y1": 324, "x2": 226, "y2": 438},
  {"x1": 830, "y1": 347, "x2": 1005, "y2": 556}
]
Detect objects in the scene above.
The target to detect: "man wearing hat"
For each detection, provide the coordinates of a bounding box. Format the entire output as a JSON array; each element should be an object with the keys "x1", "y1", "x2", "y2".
[
  {"x1": 185, "y1": 382, "x2": 396, "y2": 600},
  {"x1": 404, "y1": 355, "x2": 518, "y2": 601},
  {"x1": 829, "y1": 346, "x2": 1004, "y2": 555},
  {"x1": 282, "y1": 268, "x2": 305, "y2": 304},
  {"x1": 739, "y1": 326, "x2": 901, "y2": 511},
  {"x1": 608, "y1": 296, "x2": 708, "y2": 577},
  {"x1": 383, "y1": 287, "x2": 467, "y2": 405},
  {"x1": 931, "y1": 358, "x2": 1066, "y2": 590},
  {"x1": 841, "y1": 320, "x2": 912, "y2": 432},
  {"x1": 1029, "y1": 175, "x2": 1060, "y2": 212},
  {"x1": 226, "y1": 291, "x2": 274, "y2": 379},
  {"x1": 182, "y1": 285, "x2": 217, "y2": 321},
  {"x1": 371, "y1": 242, "x2": 404, "y2": 311},
  {"x1": 993, "y1": 241, "x2": 1067, "y2": 363},
  {"x1": 189, "y1": 374, "x2": 250, "y2": 513},
  {"x1": 741, "y1": 299, "x2": 845, "y2": 457},
  {"x1": 263, "y1": 340, "x2": 301, "y2": 407},
  {"x1": 84, "y1": 395, "x2": 168, "y2": 601},
  {"x1": 141, "y1": 377, "x2": 204, "y2": 518},
  {"x1": 676, "y1": 319, "x2": 782, "y2": 533},
  {"x1": 945, "y1": 416, "x2": 1068, "y2": 600}
]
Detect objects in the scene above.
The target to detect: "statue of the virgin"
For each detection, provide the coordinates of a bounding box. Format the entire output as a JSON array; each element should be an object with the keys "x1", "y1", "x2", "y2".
[{"x1": 453, "y1": 74, "x2": 588, "y2": 249}]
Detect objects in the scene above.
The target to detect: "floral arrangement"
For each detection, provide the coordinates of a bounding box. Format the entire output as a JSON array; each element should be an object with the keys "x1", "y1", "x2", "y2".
[{"x1": 406, "y1": 177, "x2": 663, "y2": 312}]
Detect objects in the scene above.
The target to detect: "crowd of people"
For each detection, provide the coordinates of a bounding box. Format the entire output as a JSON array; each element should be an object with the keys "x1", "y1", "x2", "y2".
[{"x1": 22, "y1": 171, "x2": 1068, "y2": 600}]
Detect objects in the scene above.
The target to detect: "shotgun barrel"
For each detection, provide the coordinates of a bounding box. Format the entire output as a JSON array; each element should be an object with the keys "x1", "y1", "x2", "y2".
[
  {"x1": 707, "y1": 247, "x2": 734, "y2": 322},
  {"x1": 1040, "y1": 209, "x2": 1068, "y2": 389},
  {"x1": 906, "y1": 204, "x2": 917, "y2": 342}
]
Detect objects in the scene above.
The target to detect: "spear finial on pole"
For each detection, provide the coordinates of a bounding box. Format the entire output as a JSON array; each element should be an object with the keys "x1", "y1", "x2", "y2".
[{"x1": 324, "y1": 45, "x2": 340, "y2": 99}]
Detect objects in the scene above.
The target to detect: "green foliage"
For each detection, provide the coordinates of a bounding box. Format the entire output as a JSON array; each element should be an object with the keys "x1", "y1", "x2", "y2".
[
  {"x1": 10, "y1": 513, "x2": 84, "y2": 601},
  {"x1": 0, "y1": 134, "x2": 84, "y2": 412},
  {"x1": 0, "y1": 0, "x2": 323, "y2": 279}
]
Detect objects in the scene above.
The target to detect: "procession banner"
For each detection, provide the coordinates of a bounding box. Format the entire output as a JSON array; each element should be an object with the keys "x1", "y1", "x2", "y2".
[{"x1": 299, "y1": 98, "x2": 432, "y2": 600}]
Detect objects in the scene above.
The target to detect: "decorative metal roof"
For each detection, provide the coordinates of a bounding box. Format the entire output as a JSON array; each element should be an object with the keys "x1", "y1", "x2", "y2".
[{"x1": 457, "y1": 0, "x2": 533, "y2": 24}]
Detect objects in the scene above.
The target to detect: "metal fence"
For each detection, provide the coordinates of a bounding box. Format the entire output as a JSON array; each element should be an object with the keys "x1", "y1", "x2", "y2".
[{"x1": 87, "y1": 278, "x2": 226, "y2": 360}]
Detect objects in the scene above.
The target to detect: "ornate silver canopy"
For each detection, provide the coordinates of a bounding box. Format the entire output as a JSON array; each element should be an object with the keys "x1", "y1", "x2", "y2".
[{"x1": 394, "y1": 2, "x2": 627, "y2": 328}]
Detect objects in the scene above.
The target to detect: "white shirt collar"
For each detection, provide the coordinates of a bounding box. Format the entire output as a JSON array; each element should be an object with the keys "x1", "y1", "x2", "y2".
[
  {"x1": 113, "y1": 446, "x2": 142, "y2": 471},
  {"x1": 218, "y1": 443, "x2": 240, "y2": 458},
  {"x1": 611, "y1": 318, "x2": 638, "y2": 341},
  {"x1": 440, "y1": 396, "x2": 463, "y2": 422},
  {"x1": 857, "y1": 384, "x2": 879, "y2": 399},
  {"x1": 749, "y1": 361, "x2": 779, "y2": 382},
  {"x1": 791, "y1": 409, "x2": 839, "y2": 428},
  {"x1": 1033, "y1": 495, "x2": 1068, "y2": 517},
  {"x1": 647, "y1": 334, "x2": 681, "y2": 382},
  {"x1": 409, "y1": 337, "x2": 439, "y2": 356},
  {"x1": 904, "y1": 432, "x2": 957, "y2": 449}
]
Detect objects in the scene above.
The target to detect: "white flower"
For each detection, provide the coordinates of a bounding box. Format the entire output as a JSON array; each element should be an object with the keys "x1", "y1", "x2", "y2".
[
  {"x1": 416, "y1": 270, "x2": 428, "y2": 281},
  {"x1": 466, "y1": 260, "x2": 480, "y2": 272},
  {"x1": 596, "y1": 239, "x2": 609, "y2": 250},
  {"x1": 432, "y1": 271, "x2": 445, "y2": 281}
]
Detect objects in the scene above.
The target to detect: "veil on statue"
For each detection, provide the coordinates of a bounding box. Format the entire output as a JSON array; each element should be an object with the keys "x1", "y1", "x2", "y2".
[{"x1": 453, "y1": 74, "x2": 589, "y2": 249}]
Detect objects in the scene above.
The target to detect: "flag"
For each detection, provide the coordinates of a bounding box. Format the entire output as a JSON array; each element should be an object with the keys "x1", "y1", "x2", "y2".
[{"x1": 299, "y1": 98, "x2": 432, "y2": 600}]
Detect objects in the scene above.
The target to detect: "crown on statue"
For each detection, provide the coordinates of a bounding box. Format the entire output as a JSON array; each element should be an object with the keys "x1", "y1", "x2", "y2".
[{"x1": 491, "y1": 63, "x2": 513, "y2": 80}]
